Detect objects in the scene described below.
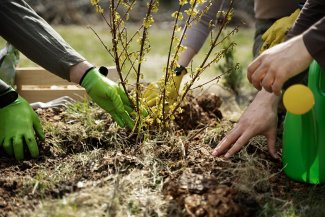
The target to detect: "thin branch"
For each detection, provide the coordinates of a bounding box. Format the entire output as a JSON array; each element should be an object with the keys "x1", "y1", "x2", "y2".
[
  {"x1": 88, "y1": 26, "x2": 114, "y2": 59},
  {"x1": 135, "y1": 0, "x2": 156, "y2": 126},
  {"x1": 116, "y1": 0, "x2": 137, "y2": 29},
  {"x1": 109, "y1": 0, "x2": 134, "y2": 108},
  {"x1": 161, "y1": 4, "x2": 183, "y2": 125},
  {"x1": 170, "y1": 0, "x2": 234, "y2": 118},
  {"x1": 190, "y1": 67, "x2": 236, "y2": 90}
]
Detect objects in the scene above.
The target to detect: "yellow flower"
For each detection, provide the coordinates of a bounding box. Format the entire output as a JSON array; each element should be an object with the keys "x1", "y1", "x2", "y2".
[
  {"x1": 90, "y1": 0, "x2": 100, "y2": 6},
  {"x1": 179, "y1": 0, "x2": 188, "y2": 6}
]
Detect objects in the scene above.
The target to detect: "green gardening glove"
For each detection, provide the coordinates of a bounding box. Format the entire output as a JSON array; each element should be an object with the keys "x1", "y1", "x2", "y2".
[
  {"x1": 80, "y1": 67, "x2": 135, "y2": 129},
  {"x1": 143, "y1": 66, "x2": 187, "y2": 108},
  {"x1": 0, "y1": 96, "x2": 45, "y2": 160},
  {"x1": 260, "y1": 8, "x2": 301, "y2": 53}
]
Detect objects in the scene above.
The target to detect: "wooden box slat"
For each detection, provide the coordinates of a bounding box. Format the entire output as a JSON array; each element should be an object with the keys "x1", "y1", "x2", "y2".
[{"x1": 15, "y1": 67, "x2": 119, "y2": 103}]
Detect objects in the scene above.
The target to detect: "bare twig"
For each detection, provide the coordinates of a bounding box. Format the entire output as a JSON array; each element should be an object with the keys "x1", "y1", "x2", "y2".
[
  {"x1": 135, "y1": 0, "x2": 156, "y2": 121},
  {"x1": 170, "y1": 0, "x2": 234, "y2": 118},
  {"x1": 161, "y1": 4, "x2": 183, "y2": 126},
  {"x1": 109, "y1": 0, "x2": 135, "y2": 108},
  {"x1": 88, "y1": 25, "x2": 114, "y2": 59}
]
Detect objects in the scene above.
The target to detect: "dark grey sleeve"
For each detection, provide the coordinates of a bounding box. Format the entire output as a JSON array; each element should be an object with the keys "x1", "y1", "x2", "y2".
[
  {"x1": 287, "y1": 0, "x2": 325, "y2": 68},
  {"x1": 0, "y1": 0, "x2": 86, "y2": 81},
  {"x1": 181, "y1": 1, "x2": 220, "y2": 53}
]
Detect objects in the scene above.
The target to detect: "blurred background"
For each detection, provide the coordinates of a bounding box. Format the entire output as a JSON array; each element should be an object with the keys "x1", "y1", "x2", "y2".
[{"x1": 0, "y1": 0, "x2": 257, "y2": 113}]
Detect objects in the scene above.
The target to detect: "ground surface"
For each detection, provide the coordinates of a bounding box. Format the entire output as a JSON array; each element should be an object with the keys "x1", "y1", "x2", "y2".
[
  {"x1": 1, "y1": 93, "x2": 325, "y2": 217},
  {"x1": 1, "y1": 24, "x2": 325, "y2": 217}
]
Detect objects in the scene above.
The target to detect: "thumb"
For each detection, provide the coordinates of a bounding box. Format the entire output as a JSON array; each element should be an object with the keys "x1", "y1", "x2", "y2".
[{"x1": 33, "y1": 112, "x2": 45, "y2": 141}]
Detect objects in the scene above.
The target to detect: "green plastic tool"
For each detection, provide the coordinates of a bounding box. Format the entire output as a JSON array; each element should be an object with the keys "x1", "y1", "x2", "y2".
[{"x1": 283, "y1": 61, "x2": 325, "y2": 184}]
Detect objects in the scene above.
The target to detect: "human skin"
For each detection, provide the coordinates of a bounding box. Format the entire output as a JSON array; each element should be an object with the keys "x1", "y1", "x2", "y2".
[
  {"x1": 247, "y1": 35, "x2": 313, "y2": 95},
  {"x1": 212, "y1": 89, "x2": 280, "y2": 159},
  {"x1": 69, "y1": 61, "x2": 93, "y2": 84}
]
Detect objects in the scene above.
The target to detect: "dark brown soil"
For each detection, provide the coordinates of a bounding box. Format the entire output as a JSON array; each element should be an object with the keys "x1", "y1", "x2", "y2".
[{"x1": 0, "y1": 93, "x2": 323, "y2": 217}]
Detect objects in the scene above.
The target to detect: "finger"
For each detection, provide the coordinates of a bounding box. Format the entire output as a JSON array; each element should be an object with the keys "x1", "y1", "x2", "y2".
[
  {"x1": 261, "y1": 71, "x2": 275, "y2": 93},
  {"x1": 261, "y1": 28, "x2": 270, "y2": 42},
  {"x1": 264, "y1": 31, "x2": 276, "y2": 47},
  {"x1": 3, "y1": 138, "x2": 14, "y2": 157},
  {"x1": 224, "y1": 131, "x2": 252, "y2": 158},
  {"x1": 260, "y1": 33, "x2": 271, "y2": 54},
  {"x1": 259, "y1": 43, "x2": 268, "y2": 54},
  {"x1": 110, "y1": 112, "x2": 125, "y2": 128},
  {"x1": 250, "y1": 64, "x2": 267, "y2": 91},
  {"x1": 266, "y1": 130, "x2": 278, "y2": 159},
  {"x1": 13, "y1": 136, "x2": 24, "y2": 160},
  {"x1": 212, "y1": 126, "x2": 242, "y2": 156},
  {"x1": 272, "y1": 78, "x2": 283, "y2": 96},
  {"x1": 104, "y1": 88, "x2": 125, "y2": 113},
  {"x1": 25, "y1": 135, "x2": 39, "y2": 158},
  {"x1": 144, "y1": 91, "x2": 159, "y2": 103},
  {"x1": 124, "y1": 104, "x2": 134, "y2": 115},
  {"x1": 269, "y1": 34, "x2": 284, "y2": 48},
  {"x1": 145, "y1": 98, "x2": 158, "y2": 108},
  {"x1": 247, "y1": 57, "x2": 262, "y2": 83},
  {"x1": 33, "y1": 112, "x2": 45, "y2": 141},
  {"x1": 116, "y1": 87, "x2": 132, "y2": 108},
  {"x1": 143, "y1": 83, "x2": 159, "y2": 98},
  {"x1": 120, "y1": 111, "x2": 135, "y2": 129}
]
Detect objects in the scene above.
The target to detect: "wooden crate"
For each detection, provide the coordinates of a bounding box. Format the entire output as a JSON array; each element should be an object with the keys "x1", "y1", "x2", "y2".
[{"x1": 15, "y1": 67, "x2": 118, "y2": 103}]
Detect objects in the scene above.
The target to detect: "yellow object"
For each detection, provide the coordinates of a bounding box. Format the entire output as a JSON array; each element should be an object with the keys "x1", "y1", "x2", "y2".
[
  {"x1": 143, "y1": 67, "x2": 187, "y2": 108},
  {"x1": 283, "y1": 84, "x2": 315, "y2": 115},
  {"x1": 260, "y1": 9, "x2": 301, "y2": 53}
]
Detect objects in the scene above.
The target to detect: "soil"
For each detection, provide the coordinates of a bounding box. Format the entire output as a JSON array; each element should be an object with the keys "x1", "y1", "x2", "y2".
[{"x1": 0, "y1": 93, "x2": 323, "y2": 217}]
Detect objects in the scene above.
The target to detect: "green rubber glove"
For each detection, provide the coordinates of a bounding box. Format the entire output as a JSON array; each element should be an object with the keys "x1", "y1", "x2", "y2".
[
  {"x1": 0, "y1": 96, "x2": 45, "y2": 160},
  {"x1": 143, "y1": 66, "x2": 187, "y2": 108},
  {"x1": 81, "y1": 68, "x2": 135, "y2": 129},
  {"x1": 260, "y1": 8, "x2": 300, "y2": 53}
]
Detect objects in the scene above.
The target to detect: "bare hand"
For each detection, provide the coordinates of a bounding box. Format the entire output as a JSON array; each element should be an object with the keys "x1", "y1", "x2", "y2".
[
  {"x1": 212, "y1": 90, "x2": 280, "y2": 159},
  {"x1": 248, "y1": 35, "x2": 312, "y2": 95}
]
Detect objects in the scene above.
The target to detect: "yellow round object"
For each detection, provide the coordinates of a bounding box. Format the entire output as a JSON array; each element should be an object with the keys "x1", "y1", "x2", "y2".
[{"x1": 283, "y1": 84, "x2": 315, "y2": 115}]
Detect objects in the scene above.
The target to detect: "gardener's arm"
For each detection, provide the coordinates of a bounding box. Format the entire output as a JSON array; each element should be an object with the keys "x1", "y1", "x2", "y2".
[
  {"x1": 287, "y1": 0, "x2": 325, "y2": 69},
  {"x1": 0, "y1": 0, "x2": 135, "y2": 129},
  {"x1": 143, "y1": 1, "x2": 220, "y2": 107},
  {"x1": 213, "y1": 89, "x2": 280, "y2": 159},
  {"x1": 248, "y1": 0, "x2": 325, "y2": 95},
  {"x1": 180, "y1": 1, "x2": 220, "y2": 66},
  {"x1": 0, "y1": 0, "x2": 85, "y2": 80}
]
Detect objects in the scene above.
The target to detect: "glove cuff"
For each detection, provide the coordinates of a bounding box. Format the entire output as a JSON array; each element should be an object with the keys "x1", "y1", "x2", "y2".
[
  {"x1": 79, "y1": 66, "x2": 109, "y2": 85},
  {"x1": 0, "y1": 87, "x2": 18, "y2": 108},
  {"x1": 174, "y1": 65, "x2": 187, "y2": 76},
  {"x1": 79, "y1": 66, "x2": 96, "y2": 85}
]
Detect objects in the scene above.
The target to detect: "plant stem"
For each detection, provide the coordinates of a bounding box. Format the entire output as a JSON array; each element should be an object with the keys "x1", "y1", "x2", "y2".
[
  {"x1": 109, "y1": 0, "x2": 135, "y2": 108},
  {"x1": 170, "y1": 0, "x2": 234, "y2": 118},
  {"x1": 135, "y1": 0, "x2": 155, "y2": 123},
  {"x1": 161, "y1": 4, "x2": 183, "y2": 127}
]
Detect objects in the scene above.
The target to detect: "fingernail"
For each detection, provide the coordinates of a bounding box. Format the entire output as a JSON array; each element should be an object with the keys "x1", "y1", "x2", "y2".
[{"x1": 224, "y1": 153, "x2": 230, "y2": 158}]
